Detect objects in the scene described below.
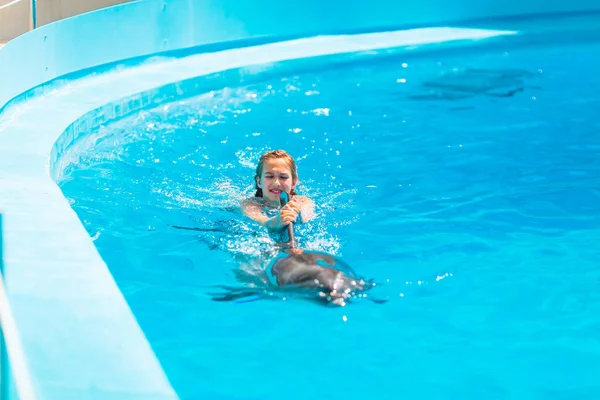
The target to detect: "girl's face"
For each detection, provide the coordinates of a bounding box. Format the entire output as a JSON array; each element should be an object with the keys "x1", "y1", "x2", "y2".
[{"x1": 256, "y1": 158, "x2": 296, "y2": 203}]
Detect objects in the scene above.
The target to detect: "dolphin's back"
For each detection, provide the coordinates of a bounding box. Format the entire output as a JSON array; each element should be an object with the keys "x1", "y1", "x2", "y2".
[{"x1": 271, "y1": 250, "x2": 362, "y2": 291}]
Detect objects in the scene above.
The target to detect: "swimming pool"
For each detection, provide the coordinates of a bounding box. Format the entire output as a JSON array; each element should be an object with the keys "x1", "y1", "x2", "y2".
[
  {"x1": 2, "y1": 1, "x2": 600, "y2": 398},
  {"x1": 53, "y1": 14, "x2": 600, "y2": 400}
]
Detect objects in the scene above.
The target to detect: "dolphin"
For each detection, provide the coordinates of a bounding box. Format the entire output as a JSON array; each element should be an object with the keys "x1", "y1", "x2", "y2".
[
  {"x1": 269, "y1": 247, "x2": 373, "y2": 306},
  {"x1": 209, "y1": 245, "x2": 383, "y2": 306}
]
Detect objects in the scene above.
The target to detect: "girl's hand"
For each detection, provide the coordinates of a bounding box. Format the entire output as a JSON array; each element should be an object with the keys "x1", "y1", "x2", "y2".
[
  {"x1": 283, "y1": 196, "x2": 302, "y2": 214},
  {"x1": 268, "y1": 197, "x2": 302, "y2": 230}
]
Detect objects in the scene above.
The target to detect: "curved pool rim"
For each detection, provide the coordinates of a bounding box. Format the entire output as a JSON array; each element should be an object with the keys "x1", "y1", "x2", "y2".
[{"x1": 1, "y1": 1, "x2": 600, "y2": 399}]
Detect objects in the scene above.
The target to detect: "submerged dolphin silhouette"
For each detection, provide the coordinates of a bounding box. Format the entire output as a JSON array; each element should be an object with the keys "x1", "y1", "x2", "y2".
[
  {"x1": 270, "y1": 247, "x2": 373, "y2": 306},
  {"x1": 209, "y1": 247, "x2": 384, "y2": 306}
]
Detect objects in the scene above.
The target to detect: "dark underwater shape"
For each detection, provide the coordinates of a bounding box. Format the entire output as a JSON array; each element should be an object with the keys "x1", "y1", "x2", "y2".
[
  {"x1": 409, "y1": 68, "x2": 541, "y2": 100},
  {"x1": 209, "y1": 249, "x2": 386, "y2": 306}
]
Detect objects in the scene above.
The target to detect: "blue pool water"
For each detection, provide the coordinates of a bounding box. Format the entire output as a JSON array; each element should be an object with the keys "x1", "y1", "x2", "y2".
[{"x1": 59, "y1": 35, "x2": 600, "y2": 399}]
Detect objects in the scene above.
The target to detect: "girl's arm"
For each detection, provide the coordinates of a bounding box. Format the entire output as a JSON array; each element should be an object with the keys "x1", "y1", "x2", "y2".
[{"x1": 241, "y1": 199, "x2": 299, "y2": 231}]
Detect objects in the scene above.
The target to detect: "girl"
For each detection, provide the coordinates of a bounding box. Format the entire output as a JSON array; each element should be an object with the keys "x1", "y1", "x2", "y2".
[{"x1": 241, "y1": 150, "x2": 315, "y2": 232}]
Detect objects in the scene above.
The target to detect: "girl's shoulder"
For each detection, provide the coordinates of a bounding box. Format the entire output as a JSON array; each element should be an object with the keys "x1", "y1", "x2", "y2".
[
  {"x1": 241, "y1": 196, "x2": 277, "y2": 212},
  {"x1": 293, "y1": 194, "x2": 315, "y2": 222},
  {"x1": 241, "y1": 196, "x2": 262, "y2": 206},
  {"x1": 293, "y1": 195, "x2": 313, "y2": 205},
  {"x1": 241, "y1": 196, "x2": 267, "y2": 211},
  {"x1": 240, "y1": 197, "x2": 266, "y2": 220}
]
